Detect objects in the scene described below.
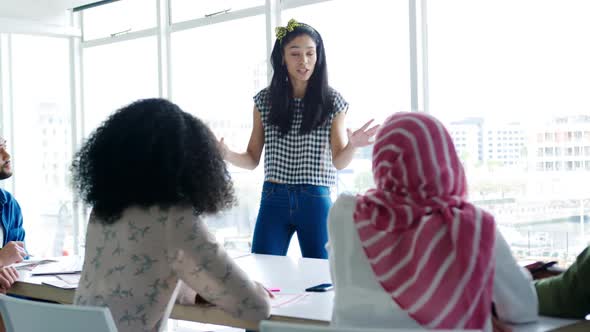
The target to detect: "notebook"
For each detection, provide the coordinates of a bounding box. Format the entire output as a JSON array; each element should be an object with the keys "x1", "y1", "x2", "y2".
[
  {"x1": 31, "y1": 257, "x2": 84, "y2": 276},
  {"x1": 13, "y1": 259, "x2": 58, "y2": 271},
  {"x1": 41, "y1": 279, "x2": 78, "y2": 290}
]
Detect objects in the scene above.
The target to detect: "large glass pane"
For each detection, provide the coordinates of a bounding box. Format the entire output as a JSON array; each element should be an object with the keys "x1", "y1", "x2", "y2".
[
  {"x1": 427, "y1": 0, "x2": 590, "y2": 266},
  {"x1": 283, "y1": 0, "x2": 411, "y2": 194},
  {"x1": 171, "y1": 16, "x2": 266, "y2": 252},
  {"x1": 171, "y1": 0, "x2": 263, "y2": 23},
  {"x1": 10, "y1": 35, "x2": 73, "y2": 257},
  {"x1": 82, "y1": 0, "x2": 157, "y2": 41},
  {"x1": 83, "y1": 37, "x2": 159, "y2": 136}
]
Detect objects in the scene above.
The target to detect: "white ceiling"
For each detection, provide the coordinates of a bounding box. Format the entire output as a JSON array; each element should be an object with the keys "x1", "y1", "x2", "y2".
[
  {"x1": 0, "y1": 0, "x2": 101, "y2": 34},
  {"x1": 0, "y1": 0, "x2": 100, "y2": 23}
]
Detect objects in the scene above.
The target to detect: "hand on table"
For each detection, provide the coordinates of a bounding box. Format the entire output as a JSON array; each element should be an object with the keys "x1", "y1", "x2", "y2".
[
  {"x1": 0, "y1": 266, "x2": 19, "y2": 292},
  {"x1": 255, "y1": 282, "x2": 275, "y2": 299}
]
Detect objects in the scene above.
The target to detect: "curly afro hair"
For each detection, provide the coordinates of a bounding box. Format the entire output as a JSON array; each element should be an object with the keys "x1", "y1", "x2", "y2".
[{"x1": 71, "y1": 98, "x2": 235, "y2": 223}]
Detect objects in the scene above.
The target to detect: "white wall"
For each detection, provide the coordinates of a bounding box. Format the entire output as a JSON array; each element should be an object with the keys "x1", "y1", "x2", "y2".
[{"x1": 0, "y1": 0, "x2": 97, "y2": 35}]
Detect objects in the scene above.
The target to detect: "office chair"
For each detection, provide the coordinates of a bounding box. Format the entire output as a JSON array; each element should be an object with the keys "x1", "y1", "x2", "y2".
[{"x1": 0, "y1": 294, "x2": 117, "y2": 332}]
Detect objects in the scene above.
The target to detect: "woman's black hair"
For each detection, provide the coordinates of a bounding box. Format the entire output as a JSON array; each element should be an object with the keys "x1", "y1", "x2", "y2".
[
  {"x1": 71, "y1": 98, "x2": 235, "y2": 223},
  {"x1": 269, "y1": 21, "x2": 332, "y2": 135}
]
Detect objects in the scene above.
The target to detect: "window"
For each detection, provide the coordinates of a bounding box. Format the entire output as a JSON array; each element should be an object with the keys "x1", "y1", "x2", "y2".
[
  {"x1": 427, "y1": 0, "x2": 590, "y2": 265},
  {"x1": 171, "y1": 0, "x2": 263, "y2": 23},
  {"x1": 284, "y1": 0, "x2": 411, "y2": 194},
  {"x1": 544, "y1": 147, "x2": 553, "y2": 156},
  {"x1": 83, "y1": 37, "x2": 159, "y2": 135},
  {"x1": 171, "y1": 16, "x2": 266, "y2": 248},
  {"x1": 82, "y1": 0, "x2": 157, "y2": 40},
  {"x1": 10, "y1": 35, "x2": 73, "y2": 257},
  {"x1": 545, "y1": 133, "x2": 554, "y2": 141},
  {"x1": 69, "y1": 0, "x2": 589, "y2": 265}
]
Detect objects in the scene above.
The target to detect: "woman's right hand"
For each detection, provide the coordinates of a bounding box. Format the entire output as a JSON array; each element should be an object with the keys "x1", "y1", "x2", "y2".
[
  {"x1": 255, "y1": 281, "x2": 275, "y2": 299},
  {"x1": 0, "y1": 241, "x2": 27, "y2": 266},
  {"x1": 218, "y1": 137, "x2": 229, "y2": 159}
]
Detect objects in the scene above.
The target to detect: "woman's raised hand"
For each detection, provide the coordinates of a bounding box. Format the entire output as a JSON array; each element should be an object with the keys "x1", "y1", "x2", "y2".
[
  {"x1": 347, "y1": 119, "x2": 380, "y2": 148},
  {"x1": 218, "y1": 137, "x2": 229, "y2": 159}
]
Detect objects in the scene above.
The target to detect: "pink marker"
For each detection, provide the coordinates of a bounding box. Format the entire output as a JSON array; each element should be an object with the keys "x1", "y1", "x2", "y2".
[{"x1": 269, "y1": 288, "x2": 281, "y2": 292}]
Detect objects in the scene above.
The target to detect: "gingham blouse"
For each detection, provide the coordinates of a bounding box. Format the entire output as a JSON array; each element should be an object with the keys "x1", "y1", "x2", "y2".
[{"x1": 254, "y1": 87, "x2": 348, "y2": 187}]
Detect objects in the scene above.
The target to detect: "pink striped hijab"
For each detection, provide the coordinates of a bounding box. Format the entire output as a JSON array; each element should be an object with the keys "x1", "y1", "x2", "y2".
[{"x1": 353, "y1": 112, "x2": 496, "y2": 329}]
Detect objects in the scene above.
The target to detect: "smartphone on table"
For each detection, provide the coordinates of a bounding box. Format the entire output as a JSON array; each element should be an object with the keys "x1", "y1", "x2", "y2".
[{"x1": 305, "y1": 283, "x2": 333, "y2": 292}]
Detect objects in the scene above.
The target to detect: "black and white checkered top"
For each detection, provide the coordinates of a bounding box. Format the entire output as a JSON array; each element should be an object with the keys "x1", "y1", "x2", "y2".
[{"x1": 254, "y1": 87, "x2": 348, "y2": 187}]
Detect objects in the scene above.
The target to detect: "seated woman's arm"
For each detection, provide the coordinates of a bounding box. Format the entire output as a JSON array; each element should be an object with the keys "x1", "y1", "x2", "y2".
[
  {"x1": 167, "y1": 207, "x2": 271, "y2": 322},
  {"x1": 493, "y1": 228, "x2": 538, "y2": 324},
  {"x1": 535, "y1": 246, "x2": 590, "y2": 319}
]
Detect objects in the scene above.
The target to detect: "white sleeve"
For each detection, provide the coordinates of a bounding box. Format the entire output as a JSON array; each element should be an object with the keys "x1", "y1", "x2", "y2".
[
  {"x1": 327, "y1": 194, "x2": 355, "y2": 291},
  {"x1": 167, "y1": 207, "x2": 271, "y2": 321},
  {"x1": 492, "y1": 227, "x2": 538, "y2": 324}
]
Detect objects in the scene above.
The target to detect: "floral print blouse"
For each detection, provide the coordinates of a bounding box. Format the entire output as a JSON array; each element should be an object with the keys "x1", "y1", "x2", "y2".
[{"x1": 75, "y1": 204, "x2": 270, "y2": 332}]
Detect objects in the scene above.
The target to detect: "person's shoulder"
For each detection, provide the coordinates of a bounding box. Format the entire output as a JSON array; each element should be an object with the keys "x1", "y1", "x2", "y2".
[
  {"x1": 328, "y1": 86, "x2": 342, "y2": 97},
  {"x1": 327, "y1": 86, "x2": 344, "y2": 99},
  {"x1": 328, "y1": 193, "x2": 358, "y2": 238},
  {"x1": 167, "y1": 204, "x2": 196, "y2": 218},
  {"x1": 327, "y1": 87, "x2": 348, "y2": 113},
  {"x1": 0, "y1": 188, "x2": 16, "y2": 204},
  {"x1": 334, "y1": 192, "x2": 357, "y2": 206},
  {"x1": 330, "y1": 193, "x2": 357, "y2": 218},
  {"x1": 166, "y1": 204, "x2": 208, "y2": 231},
  {"x1": 253, "y1": 87, "x2": 271, "y2": 111},
  {"x1": 254, "y1": 87, "x2": 271, "y2": 101}
]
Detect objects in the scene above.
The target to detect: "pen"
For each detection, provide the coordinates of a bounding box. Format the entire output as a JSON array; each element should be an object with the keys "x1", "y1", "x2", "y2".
[
  {"x1": 269, "y1": 288, "x2": 281, "y2": 292},
  {"x1": 529, "y1": 261, "x2": 557, "y2": 274}
]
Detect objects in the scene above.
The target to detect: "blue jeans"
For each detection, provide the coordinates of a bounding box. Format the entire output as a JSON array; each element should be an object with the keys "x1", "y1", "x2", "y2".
[{"x1": 251, "y1": 182, "x2": 332, "y2": 259}]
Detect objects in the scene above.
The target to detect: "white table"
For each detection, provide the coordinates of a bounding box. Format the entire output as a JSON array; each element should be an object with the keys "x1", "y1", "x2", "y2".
[
  {"x1": 9, "y1": 254, "x2": 332, "y2": 330},
  {"x1": 9, "y1": 254, "x2": 584, "y2": 331},
  {"x1": 235, "y1": 254, "x2": 334, "y2": 322}
]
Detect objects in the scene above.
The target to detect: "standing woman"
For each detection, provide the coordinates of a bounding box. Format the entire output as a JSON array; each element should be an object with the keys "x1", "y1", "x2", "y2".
[{"x1": 220, "y1": 19, "x2": 378, "y2": 258}]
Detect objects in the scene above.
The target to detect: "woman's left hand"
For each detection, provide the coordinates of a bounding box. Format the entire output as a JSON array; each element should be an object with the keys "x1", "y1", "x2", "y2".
[
  {"x1": 492, "y1": 315, "x2": 513, "y2": 332},
  {"x1": 347, "y1": 119, "x2": 380, "y2": 148},
  {"x1": 0, "y1": 267, "x2": 19, "y2": 292}
]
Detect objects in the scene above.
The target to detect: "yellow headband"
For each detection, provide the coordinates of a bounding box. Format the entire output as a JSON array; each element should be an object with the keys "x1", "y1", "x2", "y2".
[{"x1": 275, "y1": 19, "x2": 300, "y2": 42}]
